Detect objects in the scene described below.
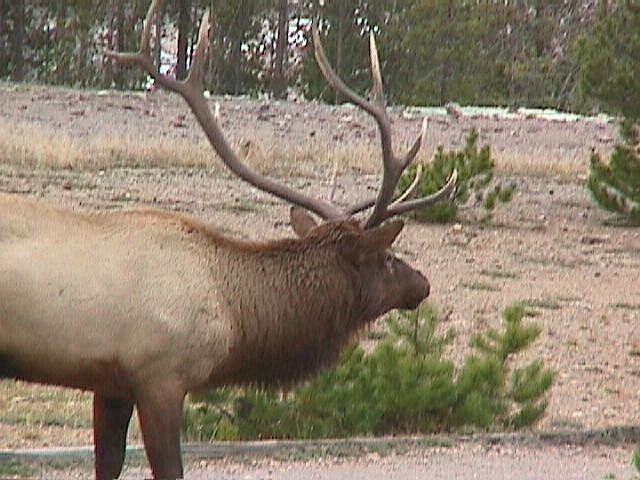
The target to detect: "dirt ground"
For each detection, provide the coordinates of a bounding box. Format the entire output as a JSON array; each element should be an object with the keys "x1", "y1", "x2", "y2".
[{"x1": 0, "y1": 83, "x2": 639, "y2": 477}]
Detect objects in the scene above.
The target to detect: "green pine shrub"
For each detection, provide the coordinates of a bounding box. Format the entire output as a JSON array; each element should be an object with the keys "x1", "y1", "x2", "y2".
[
  {"x1": 396, "y1": 129, "x2": 515, "y2": 223},
  {"x1": 182, "y1": 389, "x2": 241, "y2": 442},
  {"x1": 462, "y1": 303, "x2": 554, "y2": 429},
  {"x1": 183, "y1": 303, "x2": 553, "y2": 440},
  {"x1": 587, "y1": 123, "x2": 640, "y2": 224},
  {"x1": 577, "y1": 3, "x2": 640, "y2": 224}
]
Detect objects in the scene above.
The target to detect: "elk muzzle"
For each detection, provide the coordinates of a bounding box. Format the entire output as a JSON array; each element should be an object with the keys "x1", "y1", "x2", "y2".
[{"x1": 396, "y1": 261, "x2": 430, "y2": 310}]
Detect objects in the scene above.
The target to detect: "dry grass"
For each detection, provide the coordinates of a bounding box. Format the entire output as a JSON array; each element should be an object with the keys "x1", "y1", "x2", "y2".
[
  {"x1": 237, "y1": 137, "x2": 364, "y2": 177},
  {"x1": 0, "y1": 113, "x2": 589, "y2": 180},
  {"x1": 0, "y1": 117, "x2": 218, "y2": 171},
  {"x1": 2, "y1": 121, "x2": 584, "y2": 186},
  {"x1": 0, "y1": 381, "x2": 147, "y2": 449},
  {"x1": 0, "y1": 116, "x2": 388, "y2": 178},
  {"x1": 0, "y1": 381, "x2": 91, "y2": 430},
  {"x1": 494, "y1": 153, "x2": 588, "y2": 180},
  {"x1": 0, "y1": 381, "x2": 95, "y2": 450}
]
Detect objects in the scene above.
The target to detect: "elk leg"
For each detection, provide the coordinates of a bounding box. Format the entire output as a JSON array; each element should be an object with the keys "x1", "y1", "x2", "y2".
[
  {"x1": 135, "y1": 385, "x2": 185, "y2": 480},
  {"x1": 93, "y1": 395, "x2": 134, "y2": 480}
]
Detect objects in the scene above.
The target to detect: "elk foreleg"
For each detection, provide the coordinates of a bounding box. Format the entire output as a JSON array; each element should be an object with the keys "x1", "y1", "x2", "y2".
[
  {"x1": 93, "y1": 395, "x2": 134, "y2": 480},
  {"x1": 135, "y1": 383, "x2": 186, "y2": 480}
]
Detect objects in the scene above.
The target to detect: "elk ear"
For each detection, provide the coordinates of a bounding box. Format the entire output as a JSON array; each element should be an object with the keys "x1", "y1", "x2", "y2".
[
  {"x1": 290, "y1": 206, "x2": 318, "y2": 237},
  {"x1": 361, "y1": 219, "x2": 404, "y2": 252}
]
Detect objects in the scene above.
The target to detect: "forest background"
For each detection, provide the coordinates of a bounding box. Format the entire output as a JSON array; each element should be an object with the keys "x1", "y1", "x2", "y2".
[{"x1": 0, "y1": 0, "x2": 633, "y2": 115}]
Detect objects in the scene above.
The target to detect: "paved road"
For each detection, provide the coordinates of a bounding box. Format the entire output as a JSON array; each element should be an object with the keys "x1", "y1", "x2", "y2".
[
  {"x1": 185, "y1": 444, "x2": 634, "y2": 480},
  {"x1": 2, "y1": 433, "x2": 638, "y2": 479}
]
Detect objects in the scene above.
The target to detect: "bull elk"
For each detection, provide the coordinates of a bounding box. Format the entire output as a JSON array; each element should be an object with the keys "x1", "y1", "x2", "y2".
[{"x1": 0, "y1": 1, "x2": 456, "y2": 479}]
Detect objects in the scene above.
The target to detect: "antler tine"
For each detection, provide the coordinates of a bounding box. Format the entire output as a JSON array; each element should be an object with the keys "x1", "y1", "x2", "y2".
[
  {"x1": 401, "y1": 117, "x2": 428, "y2": 168},
  {"x1": 345, "y1": 117, "x2": 426, "y2": 216},
  {"x1": 347, "y1": 167, "x2": 457, "y2": 217},
  {"x1": 346, "y1": 120, "x2": 457, "y2": 217},
  {"x1": 105, "y1": 0, "x2": 185, "y2": 94},
  {"x1": 312, "y1": 24, "x2": 384, "y2": 122},
  {"x1": 107, "y1": 1, "x2": 343, "y2": 221},
  {"x1": 313, "y1": 23, "x2": 457, "y2": 228},
  {"x1": 345, "y1": 168, "x2": 457, "y2": 217},
  {"x1": 386, "y1": 169, "x2": 458, "y2": 217},
  {"x1": 368, "y1": 32, "x2": 385, "y2": 107},
  {"x1": 391, "y1": 163, "x2": 423, "y2": 207},
  {"x1": 313, "y1": 23, "x2": 395, "y2": 227}
]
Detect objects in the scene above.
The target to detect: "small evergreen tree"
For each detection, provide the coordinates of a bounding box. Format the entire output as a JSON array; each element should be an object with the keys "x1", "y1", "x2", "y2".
[
  {"x1": 183, "y1": 303, "x2": 554, "y2": 440},
  {"x1": 462, "y1": 304, "x2": 554, "y2": 429},
  {"x1": 577, "y1": 2, "x2": 640, "y2": 224},
  {"x1": 397, "y1": 129, "x2": 515, "y2": 223},
  {"x1": 588, "y1": 131, "x2": 640, "y2": 223}
]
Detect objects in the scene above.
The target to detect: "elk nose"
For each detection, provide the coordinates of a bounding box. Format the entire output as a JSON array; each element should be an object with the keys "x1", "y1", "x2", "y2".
[{"x1": 405, "y1": 269, "x2": 429, "y2": 309}]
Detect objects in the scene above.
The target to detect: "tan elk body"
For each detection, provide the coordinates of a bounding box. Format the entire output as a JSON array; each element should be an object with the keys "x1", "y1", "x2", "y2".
[
  {"x1": 0, "y1": 192, "x2": 425, "y2": 390},
  {"x1": 0, "y1": 192, "x2": 429, "y2": 479},
  {"x1": 0, "y1": 1, "x2": 456, "y2": 479}
]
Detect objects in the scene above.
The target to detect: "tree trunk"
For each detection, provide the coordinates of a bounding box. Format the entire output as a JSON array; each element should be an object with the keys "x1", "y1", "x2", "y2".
[
  {"x1": 439, "y1": 0, "x2": 454, "y2": 105},
  {"x1": 104, "y1": 1, "x2": 115, "y2": 87},
  {"x1": 271, "y1": 0, "x2": 288, "y2": 99},
  {"x1": 210, "y1": 0, "x2": 224, "y2": 93},
  {"x1": 231, "y1": 1, "x2": 253, "y2": 94},
  {"x1": 154, "y1": 5, "x2": 161, "y2": 76},
  {"x1": 12, "y1": 0, "x2": 24, "y2": 81},
  {"x1": 0, "y1": 0, "x2": 9, "y2": 78},
  {"x1": 176, "y1": 0, "x2": 189, "y2": 80},
  {"x1": 334, "y1": 0, "x2": 346, "y2": 104},
  {"x1": 0, "y1": 0, "x2": 6, "y2": 36},
  {"x1": 207, "y1": 0, "x2": 217, "y2": 91}
]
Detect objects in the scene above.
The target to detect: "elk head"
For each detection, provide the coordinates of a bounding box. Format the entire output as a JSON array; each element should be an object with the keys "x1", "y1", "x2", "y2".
[{"x1": 290, "y1": 209, "x2": 430, "y2": 314}]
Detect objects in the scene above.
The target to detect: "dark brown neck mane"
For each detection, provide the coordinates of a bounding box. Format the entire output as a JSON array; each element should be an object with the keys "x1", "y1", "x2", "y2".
[{"x1": 208, "y1": 220, "x2": 373, "y2": 386}]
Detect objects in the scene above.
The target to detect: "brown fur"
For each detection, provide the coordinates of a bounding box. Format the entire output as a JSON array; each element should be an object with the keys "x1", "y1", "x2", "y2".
[{"x1": 0, "y1": 192, "x2": 429, "y2": 479}]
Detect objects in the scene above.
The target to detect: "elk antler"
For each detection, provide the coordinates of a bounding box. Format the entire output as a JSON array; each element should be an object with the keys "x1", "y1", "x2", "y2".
[
  {"x1": 106, "y1": 0, "x2": 342, "y2": 220},
  {"x1": 312, "y1": 25, "x2": 457, "y2": 228},
  {"x1": 106, "y1": 0, "x2": 456, "y2": 229}
]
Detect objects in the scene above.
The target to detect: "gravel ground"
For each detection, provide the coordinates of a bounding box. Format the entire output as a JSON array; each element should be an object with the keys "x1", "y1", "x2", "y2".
[
  {"x1": 6, "y1": 436, "x2": 638, "y2": 479},
  {"x1": 160, "y1": 443, "x2": 637, "y2": 480}
]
